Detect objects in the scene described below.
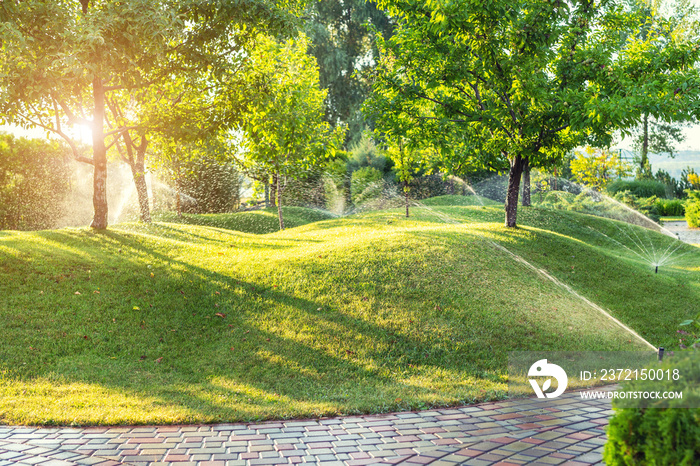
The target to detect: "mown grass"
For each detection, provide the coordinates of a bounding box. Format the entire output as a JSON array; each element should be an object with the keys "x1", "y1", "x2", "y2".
[
  {"x1": 419, "y1": 194, "x2": 501, "y2": 207},
  {"x1": 0, "y1": 202, "x2": 698, "y2": 426},
  {"x1": 153, "y1": 206, "x2": 336, "y2": 234}
]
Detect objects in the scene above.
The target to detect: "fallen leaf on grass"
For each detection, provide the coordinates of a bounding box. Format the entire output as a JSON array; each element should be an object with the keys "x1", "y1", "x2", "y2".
[
  {"x1": 74, "y1": 291, "x2": 81, "y2": 295},
  {"x1": 155, "y1": 357, "x2": 163, "y2": 363},
  {"x1": 215, "y1": 312, "x2": 226, "y2": 318}
]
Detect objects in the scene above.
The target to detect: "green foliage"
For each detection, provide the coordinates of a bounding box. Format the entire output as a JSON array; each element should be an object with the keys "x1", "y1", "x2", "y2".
[
  {"x1": 350, "y1": 166, "x2": 383, "y2": 206},
  {"x1": 539, "y1": 191, "x2": 577, "y2": 210},
  {"x1": 653, "y1": 198, "x2": 685, "y2": 217},
  {"x1": 604, "y1": 352, "x2": 700, "y2": 465},
  {"x1": 178, "y1": 158, "x2": 242, "y2": 214},
  {"x1": 240, "y1": 34, "x2": 344, "y2": 183},
  {"x1": 534, "y1": 189, "x2": 662, "y2": 225},
  {"x1": 348, "y1": 133, "x2": 391, "y2": 174},
  {"x1": 0, "y1": 134, "x2": 72, "y2": 230},
  {"x1": 367, "y1": 0, "x2": 700, "y2": 226},
  {"x1": 280, "y1": 169, "x2": 327, "y2": 208},
  {"x1": 305, "y1": 0, "x2": 393, "y2": 145},
  {"x1": 685, "y1": 190, "x2": 700, "y2": 228},
  {"x1": 0, "y1": 0, "x2": 304, "y2": 229},
  {"x1": 570, "y1": 147, "x2": 633, "y2": 190},
  {"x1": 679, "y1": 310, "x2": 700, "y2": 346},
  {"x1": 607, "y1": 180, "x2": 669, "y2": 199},
  {"x1": 654, "y1": 169, "x2": 683, "y2": 199}
]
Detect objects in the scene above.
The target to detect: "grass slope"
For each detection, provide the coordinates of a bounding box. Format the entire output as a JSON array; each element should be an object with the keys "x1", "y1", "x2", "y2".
[
  {"x1": 0, "y1": 203, "x2": 698, "y2": 425},
  {"x1": 153, "y1": 206, "x2": 336, "y2": 234},
  {"x1": 419, "y1": 194, "x2": 501, "y2": 207}
]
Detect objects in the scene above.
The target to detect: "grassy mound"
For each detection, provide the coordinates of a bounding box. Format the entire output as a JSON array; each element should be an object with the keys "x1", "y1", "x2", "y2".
[
  {"x1": 0, "y1": 204, "x2": 698, "y2": 425},
  {"x1": 419, "y1": 194, "x2": 501, "y2": 207},
  {"x1": 153, "y1": 206, "x2": 336, "y2": 234}
]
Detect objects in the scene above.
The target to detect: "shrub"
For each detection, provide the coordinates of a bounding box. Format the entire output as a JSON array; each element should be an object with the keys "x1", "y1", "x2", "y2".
[
  {"x1": 0, "y1": 134, "x2": 72, "y2": 230},
  {"x1": 604, "y1": 351, "x2": 700, "y2": 465},
  {"x1": 685, "y1": 191, "x2": 700, "y2": 228},
  {"x1": 179, "y1": 158, "x2": 242, "y2": 213},
  {"x1": 653, "y1": 199, "x2": 685, "y2": 217},
  {"x1": 607, "y1": 180, "x2": 669, "y2": 199},
  {"x1": 407, "y1": 174, "x2": 448, "y2": 200},
  {"x1": 351, "y1": 166, "x2": 383, "y2": 206}
]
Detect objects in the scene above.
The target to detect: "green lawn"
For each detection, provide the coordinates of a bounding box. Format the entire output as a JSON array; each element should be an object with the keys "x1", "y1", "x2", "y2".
[
  {"x1": 153, "y1": 206, "x2": 337, "y2": 234},
  {"x1": 0, "y1": 202, "x2": 698, "y2": 425}
]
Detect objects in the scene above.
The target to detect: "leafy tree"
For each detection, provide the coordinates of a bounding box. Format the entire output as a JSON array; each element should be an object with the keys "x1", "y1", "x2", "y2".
[
  {"x1": 570, "y1": 146, "x2": 633, "y2": 190},
  {"x1": 385, "y1": 140, "x2": 423, "y2": 217},
  {"x1": 238, "y1": 35, "x2": 344, "y2": 230},
  {"x1": 625, "y1": 0, "x2": 700, "y2": 175},
  {"x1": 0, "y1": 0, "x2": 303, "y2": 229},
  {"x1": 367, "y1": 0, "x2": 700, "y2": 227},
  {"x1": 306, "y1": 0, "x2": 393, "y2": 145},
  {"x1": 0, "y1": 134, "x2": 72, "y2": 230}
]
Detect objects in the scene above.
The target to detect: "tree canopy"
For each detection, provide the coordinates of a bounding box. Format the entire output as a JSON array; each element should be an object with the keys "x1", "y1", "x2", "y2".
[
  {"x1": 306, "y1": 0, "x2": 393, "y2": 146},
  {"x1": 237, "y1": 35, "x2": 344, "y2": 230},
  {"x1": 367, "y1": 0, "x2": 700, "y2": 227},
  {"x1": 0, "y1": 0, "x2": 304, "y2": 229}
]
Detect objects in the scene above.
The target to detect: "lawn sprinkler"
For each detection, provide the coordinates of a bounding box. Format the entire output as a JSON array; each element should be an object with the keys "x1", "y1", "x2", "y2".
[{"x1": 655, "y1": 265, "x2": 658, "y2": 274}]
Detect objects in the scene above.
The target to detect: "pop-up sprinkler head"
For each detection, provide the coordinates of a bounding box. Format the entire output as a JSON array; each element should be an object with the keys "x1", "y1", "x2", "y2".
[{"x1": 655, "y1": 265, "x2": 658, "y2": 274}]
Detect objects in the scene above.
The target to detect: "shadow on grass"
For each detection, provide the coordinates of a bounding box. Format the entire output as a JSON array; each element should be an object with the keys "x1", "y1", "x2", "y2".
[{"x1": 0, "y1": 227, "x2": 506, "y2": 425}]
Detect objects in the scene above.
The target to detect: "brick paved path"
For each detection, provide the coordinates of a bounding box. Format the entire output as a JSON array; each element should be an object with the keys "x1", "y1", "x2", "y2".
[{"x1": 0, "y1": 387, "x2": 616, "y2": 466}]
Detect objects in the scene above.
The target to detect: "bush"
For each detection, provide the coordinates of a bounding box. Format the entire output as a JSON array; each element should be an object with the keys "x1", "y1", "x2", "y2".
[
  {"x1": 407, "y1": 174, "x2": 448, "y2": 200},
  {"x1": 653, "y1": 199, "x2": 685, "y2": 217},
  {"x1": 0, "y1": 134, "x2": 72, "y2": 230},
  {"x1": 351, "y1": 166, "x2": 384, "y2": 206},
  {"x1": 607, "y1": 180, "x2": 669, "y2": 199},
  {"x1": 685, "y1": 191, "x2": 700, "y2": 228},
  {"x1": 179, "y1": 158, "x2": 242, "y2": 213},
  {"x1": 604, "y1": 351, "x2": 700, "y2": 465}
]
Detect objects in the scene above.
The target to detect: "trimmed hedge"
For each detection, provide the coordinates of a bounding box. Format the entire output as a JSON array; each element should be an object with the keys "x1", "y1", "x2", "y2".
[
  {"x1": 604, "y1": 352, "x2": 700, "y2": 465},
  {"x1": 654, "y1": 199, "x2": 685, "y2": 217},
  {"x1": 607, "y1": 180, "x2": 669, "y2": 199}
]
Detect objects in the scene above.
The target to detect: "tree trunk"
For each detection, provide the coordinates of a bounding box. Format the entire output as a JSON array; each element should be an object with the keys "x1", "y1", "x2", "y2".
[
  {"x1": 131, "y1": 162, "x2": 151, "y2": 223},
  {"x1": 122, "y1": 134, "x2": 151, "y2": 223},
  {"x1": 276, "y1": 172, "x2": 285, "y2": 230},
  {"x1": 175, "y1": 156, "x2": 182, "y2": 217},
  {"x1": 134, "y1": 140, "x2": 151, "y2": 223},
  {"x1": 264, "y1": 181, "x2": 270, "y2": 208},
  {"x1": 403, "y1": 190, "x2": 408, "y2": 218},
  {"x1": 522, "y1": 157, "x2": 531, "y2": 207},
  {"x1": 90, "y1": 77, "x2": 108, "y2": 230},
  {"x1": 270, "y1": 174, "x2": 277, "y2": 207},
  {"x1": 641, "y1": 113, "x2": 649, "y2": 174},
  {"x1": 505, "y1": 155, "x2": 526, "y2": 228}
]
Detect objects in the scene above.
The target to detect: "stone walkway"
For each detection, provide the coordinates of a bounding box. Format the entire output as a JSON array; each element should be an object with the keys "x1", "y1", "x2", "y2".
[
  {"x1": 0, "y1": 387, "x2": 616, "y2": 466},
  {"x1": 663, "y1": 220, "x2": 700, "y2": 244}
]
